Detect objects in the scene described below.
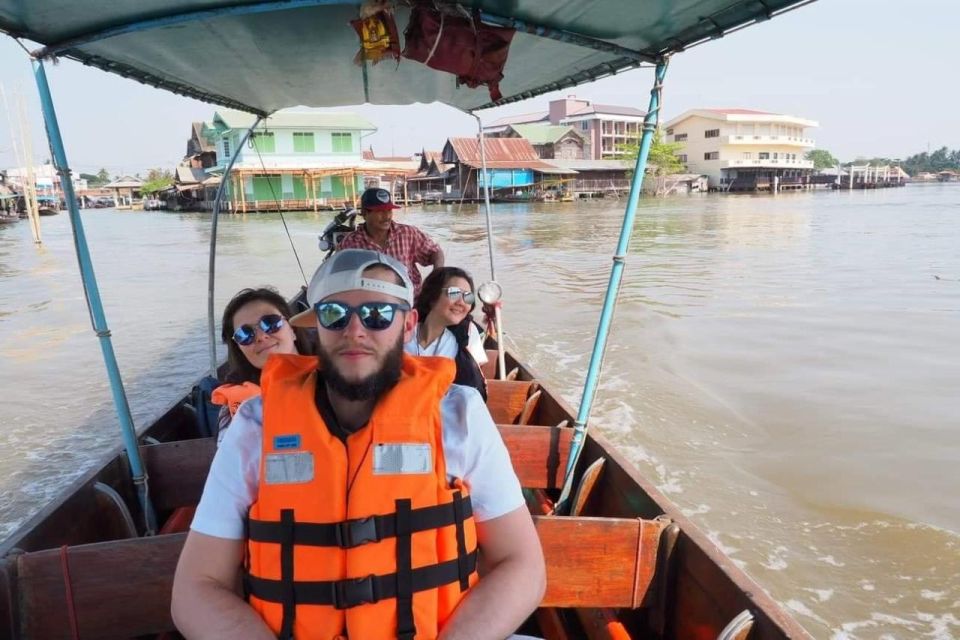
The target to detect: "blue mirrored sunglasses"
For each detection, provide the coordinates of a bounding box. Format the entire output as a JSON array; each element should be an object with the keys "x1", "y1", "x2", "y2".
[
  {"x1": 232, "y1": 314, "x2": 285, "y2": 346},
  {"x1": 315, "y1": 301, "x2": 409, "y2": 331},
  {"x1": 443, "y1": 287, "x2": 475, "y2": 305}
]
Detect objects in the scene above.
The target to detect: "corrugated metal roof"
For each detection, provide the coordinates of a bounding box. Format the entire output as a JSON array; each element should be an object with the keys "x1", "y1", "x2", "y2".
[
  {"x1": 175, "y1": 165, "x2": 207, "y2": 184},
  {"x1": 446, "y1": 137, "x2": 542, "y2": 164},
  {"x1": 214, "y1": 109, "x2": 376, "y2": 131},
  {"x1": 487, "y1": 111, "x2": 550, "y2": 128}
]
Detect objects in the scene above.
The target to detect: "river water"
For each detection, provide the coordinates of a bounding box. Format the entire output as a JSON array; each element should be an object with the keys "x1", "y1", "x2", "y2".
[{"x1": 1, "y1": 185, "x2": 957, "y2": 638}]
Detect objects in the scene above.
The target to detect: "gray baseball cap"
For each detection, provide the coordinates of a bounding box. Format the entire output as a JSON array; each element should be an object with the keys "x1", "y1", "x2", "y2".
[{"x1": 290, "y1": 249, "x2": 414, "y2": 327}]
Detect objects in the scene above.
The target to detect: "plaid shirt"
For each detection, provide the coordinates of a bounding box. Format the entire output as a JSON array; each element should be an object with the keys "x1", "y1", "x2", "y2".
[{"x1": 338, "y1": 221, "x2": 440, "y2": 294}]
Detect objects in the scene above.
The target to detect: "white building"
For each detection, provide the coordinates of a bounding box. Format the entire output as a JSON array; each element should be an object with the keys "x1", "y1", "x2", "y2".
[{"x1": 663, "y1": 109, "x2": 818, "y2": 190}]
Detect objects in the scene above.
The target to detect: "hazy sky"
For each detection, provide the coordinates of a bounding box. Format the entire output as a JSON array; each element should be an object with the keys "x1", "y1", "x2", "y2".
[{"x1": 0, "y1": 0, "x2": 954, "y2": 176}]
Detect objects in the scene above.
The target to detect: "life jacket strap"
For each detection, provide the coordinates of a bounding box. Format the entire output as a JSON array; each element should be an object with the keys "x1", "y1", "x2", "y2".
[
  {"x1": 245, "y1": 550, "x2": 479, "y2": 610},
  {"x1": 247, "y1": 498, "x2": 474, "y2": 549}
]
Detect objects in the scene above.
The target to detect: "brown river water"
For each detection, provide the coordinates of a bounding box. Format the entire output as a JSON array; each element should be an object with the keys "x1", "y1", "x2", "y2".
[{"x1": 0, "y1": 185, "x2": 957, "y2": 637}]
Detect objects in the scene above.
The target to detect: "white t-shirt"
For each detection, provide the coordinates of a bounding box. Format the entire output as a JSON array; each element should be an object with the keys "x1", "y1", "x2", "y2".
[
  {"x1": 404, "y1": 323, "x2": 489, "y2": 365},
  {"x1": 192, "y1": 385, "x2": 524, "y2": 540}
]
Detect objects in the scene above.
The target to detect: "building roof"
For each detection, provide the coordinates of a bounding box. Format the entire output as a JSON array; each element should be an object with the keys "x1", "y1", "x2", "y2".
[
  {"x1": 213, "y1": 109, "x2": 376, "y2": 132},
  {"x1": 176, "y1": 165, "x2": 208, "y2": 184},
  {"x1": 104, "y1": 176, "x2": 144, "y2": 188},
  {"x1": 509, "y1": 123, "x2": 584, "y2": 145},
  {"x1": 704, "y1": 108, "x2": 775, "y2": 115},
  {"x1": 443, "y1": 138, "x2": 575, "y2": 173},
  {"x1": 486, "y1": 111, "x2": 550, "y2": 128},
  {"x1": 566, "y1": 103, "x2": 646, "y2": 118},
  {"x1": 665, "y1": 108, "x2": 818, "y2": 128},
  {"x1": 190, "y1": 122, "x2": 215, "y2": 152}
]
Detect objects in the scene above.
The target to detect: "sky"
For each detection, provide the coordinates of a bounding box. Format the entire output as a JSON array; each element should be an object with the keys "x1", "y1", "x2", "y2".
[{"x1": 0, "y1": 0, "x2": 955, "y2": 176}]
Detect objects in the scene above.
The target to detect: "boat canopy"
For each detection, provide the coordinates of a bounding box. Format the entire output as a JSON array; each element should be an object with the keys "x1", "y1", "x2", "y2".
[{"x1": 0, "y1": 0, "x2": 810, "y2": 114}]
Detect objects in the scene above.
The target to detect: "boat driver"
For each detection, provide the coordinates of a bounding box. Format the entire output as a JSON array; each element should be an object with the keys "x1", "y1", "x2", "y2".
[
  {"x1": 338, "y1": 187, "x2": 444, "y2": 297},
  {"x1": 171, "y1": 249, "x2": 545, "y2": 639}
]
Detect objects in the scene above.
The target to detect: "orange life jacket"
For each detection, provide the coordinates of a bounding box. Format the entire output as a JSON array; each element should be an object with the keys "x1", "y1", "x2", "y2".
[
  {"x1": 210, "y1": 381, "x2": 260, "y2": 416},
  {"x1": 245, "y1": 353, "x2": 478, "y2": 640}
]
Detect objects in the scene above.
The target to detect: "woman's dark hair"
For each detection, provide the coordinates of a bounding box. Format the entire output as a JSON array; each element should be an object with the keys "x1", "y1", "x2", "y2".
[
  {"x1": 414, "y1": 267, "x2": 486, "y2": 400},
  {"x1": 414, "y1": 266, "x2": 477, "y2": 321},
  {"x1": 220, "y1": 287, "x2": 315, "y2": 385}
]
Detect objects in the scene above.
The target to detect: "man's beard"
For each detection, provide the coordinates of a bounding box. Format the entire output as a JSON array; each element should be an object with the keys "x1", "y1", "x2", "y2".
[{"x1": 318, "y1": 334, "x2": 404, "y2": 401}]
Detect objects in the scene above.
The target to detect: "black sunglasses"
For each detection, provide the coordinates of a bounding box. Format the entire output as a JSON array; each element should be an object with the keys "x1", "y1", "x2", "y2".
[
  {"x1": 315, "y1": 301, "x2": 409, "y2": 331},
  {"x1": 232, "y1": 314, "x2": 285, "y2": 346}
]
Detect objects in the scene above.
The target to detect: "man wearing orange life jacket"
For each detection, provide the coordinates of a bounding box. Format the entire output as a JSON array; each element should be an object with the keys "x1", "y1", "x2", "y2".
[{"x1": 172, "y1": 249, "x2": 545, "y2": 640}]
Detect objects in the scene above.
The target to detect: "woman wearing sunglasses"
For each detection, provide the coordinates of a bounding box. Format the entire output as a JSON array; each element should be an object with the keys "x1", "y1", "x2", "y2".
[
  {"x1": 212, "y1": 287, "x2": 313, "y2": 440},
  {"x1": 407, "y1": 266, "x2": 489, "y2": 399}
]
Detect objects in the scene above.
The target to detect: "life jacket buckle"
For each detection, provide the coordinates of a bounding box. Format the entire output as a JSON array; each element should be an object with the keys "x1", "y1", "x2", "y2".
[
  {"x1": 334, "y1": 574, "x2": 378, "y2": 609},
  {"x1": 337, "y1": 516, "x2": 380, "y2": 548}
]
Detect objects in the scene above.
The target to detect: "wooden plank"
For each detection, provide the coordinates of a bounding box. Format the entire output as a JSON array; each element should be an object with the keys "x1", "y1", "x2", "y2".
[
  {"x1": 15, "y1": 515, "x2": 657, "y2": 638},
  {"x1": 486, "y1": 379, "x2": 537, "y2": 424},
  {"x1": 16, "y1": 533, "x2": 185, "y2": 640},
  {"x1": 499, "y1": 425, "x2": 572, "y2": 490},
  {"x1": 534, "y1": 515, "x2": 662, "y2": 609},
  {"x1": 0, "y1": 558, "x2": 18, "y2": 640},
  {"x1": 142, "y1": 438, "x2": 217, "y2": 511},
  {"x1": 142, "y1": 426, "x2": 574, "y2": 512}
]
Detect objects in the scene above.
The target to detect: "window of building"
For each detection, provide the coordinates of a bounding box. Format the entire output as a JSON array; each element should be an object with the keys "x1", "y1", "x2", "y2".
[
  {"x1": 742, "y1": 152, "x2": 752, "y2": 159},
  {"x1": 705, "y1": 128, "x2": 720, "y2": 138},
  {"x1": 677, "y1": 154, "x2": 687, "y2": 163},
  {"x1": 704, "y1": 151, "x2": 719, "y2": 160},
  {"x1": 293, "y1": 132, "x2": 315, "y2": 153},
  {"x1": 666, "y1": 128, "x2": 674, "y2": 135},
  {"x1": 250, "y1": 132, "x2": 275, "y2": 153},
  {"x1": 759, "y1": 152, "x2": 770, "y2": 160},
  {"x1": 674, "y1": 133, "x2": 688, "y2": 142},
  {"x1": 580, "y1": 121, "x2": 589, "y2": 132},
  {"x1": 332, "y1": 132, "x2": 353, "y2": 153},
  {"x1": 222, "y1": 137, "x2": 231, "y2": 159},
  {"x1": 773, "y1": 152, "x2": 779, "y2": 160}
]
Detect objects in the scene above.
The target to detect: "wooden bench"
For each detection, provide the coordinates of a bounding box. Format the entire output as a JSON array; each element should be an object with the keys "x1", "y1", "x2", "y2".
[
  {"x1": 486, "y1": 379, "x2": 542, "y2": 424},
  {"x1": 14, "y1": 514, "x2": 667, "y2": 639},
  {"x1": 143, "y1": 425, "x2": 574, "y2": 515}
]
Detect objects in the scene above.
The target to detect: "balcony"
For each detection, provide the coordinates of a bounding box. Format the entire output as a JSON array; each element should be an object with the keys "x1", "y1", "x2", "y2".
[
  {"x1": 724, "y1": 135, "x2": 815, "y2": 147},
  {"x1": 720, "y1": 158, "x2": 814, "y2": 169}
]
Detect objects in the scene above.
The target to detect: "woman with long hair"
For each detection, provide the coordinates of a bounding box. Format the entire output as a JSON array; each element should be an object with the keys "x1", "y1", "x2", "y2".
[
  {"x1": 213, "y1": 287, "x2": 313, "y2": 439},
  {"x1": 406, "y1": 266, "x2": 488, "y2": 399}
]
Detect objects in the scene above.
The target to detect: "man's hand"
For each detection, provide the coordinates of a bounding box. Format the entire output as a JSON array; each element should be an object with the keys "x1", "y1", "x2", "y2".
[
  {"x1": 171, "y1": 531, "x2": 276, "y2": 639},
  {"x1": 439, "y1": 505, "x2": 546, "y2": 640}
]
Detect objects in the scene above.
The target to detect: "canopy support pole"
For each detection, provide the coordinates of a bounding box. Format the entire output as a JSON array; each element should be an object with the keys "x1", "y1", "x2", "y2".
[
  {"x1": 208, "y1": 118, "x2": 262, "y2": 375},
  {"x1": 557, "y1": 58, "x2": 669, "y2": 513},
  {"x1": 474, "y1": 113, "x2": 506, "y2": 380},
  {"x1": 32, "y1": 58, "x2": 158, "y2": 535}
]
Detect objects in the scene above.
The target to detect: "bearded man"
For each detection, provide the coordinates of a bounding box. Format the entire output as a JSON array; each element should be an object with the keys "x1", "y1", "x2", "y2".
[{"x1": 172, "y1": 249, "x2": 545, "y2": 640}]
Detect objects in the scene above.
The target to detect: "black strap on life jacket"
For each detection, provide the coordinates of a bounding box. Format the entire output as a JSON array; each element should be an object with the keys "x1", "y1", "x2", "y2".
[
  {"x1": 279, "y1": 509, "x2": 296, "y2": 640},
  {"x1": 247, "y1": 499, "x2": 473, "y2": 549},
  {"x1": 245, "y1": 550, "x2": 479, "y2": 609},
  {"x1": 395, "y1": 498, "x2": 416, "y2": 640},
  {"x1": 452, "y1": 490, "x2": 471, "y2": 591}
]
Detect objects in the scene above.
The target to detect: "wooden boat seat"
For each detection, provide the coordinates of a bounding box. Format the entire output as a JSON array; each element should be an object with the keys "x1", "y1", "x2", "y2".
[
  {"x1": 13, "y1": 515, "x2": 667, "y2": 639},
  {"x1": 486, "y1": 379, "x2": 542, "y2": 424},
  {"x1": 142, "y1": 425, "x2": 574, "y2": 516}
]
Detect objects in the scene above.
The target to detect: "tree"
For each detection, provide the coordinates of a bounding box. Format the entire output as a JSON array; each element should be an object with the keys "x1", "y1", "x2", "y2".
[
  {"x1": 97, "y1": 168, "x2": 110, "y2": 184},
  {"x1": 141, "y1": 168, "x2": 174, "y2": 194},
  {"x1": 805, "y1": 149, "x2": 839, "y2": 170},
  {"x1": 619, "y1": 130, "x2": 685, "y2": 177}
]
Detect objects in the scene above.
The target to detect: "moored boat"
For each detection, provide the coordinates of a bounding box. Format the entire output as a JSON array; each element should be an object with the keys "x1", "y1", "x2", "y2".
[{"x1": 0, "y1": 1, "x2": 819, "y2": 638}]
